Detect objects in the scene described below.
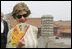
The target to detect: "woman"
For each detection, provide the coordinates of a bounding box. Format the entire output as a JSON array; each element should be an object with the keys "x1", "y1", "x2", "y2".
[
  {"x1": 6, "y1": 2, "x2": 38, "y2": 48},
  {"x1": 1, "y1": 13, "x2": 9, "y2": 48}
]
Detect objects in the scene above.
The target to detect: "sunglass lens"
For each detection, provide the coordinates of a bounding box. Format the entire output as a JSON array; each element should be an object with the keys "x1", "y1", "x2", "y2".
[
  {"x1": 17, "y1": 15, "x2": 22, "y2": 19},
  {"x1": 23, "y1": 14, "x2": 28, "y2": 17}
]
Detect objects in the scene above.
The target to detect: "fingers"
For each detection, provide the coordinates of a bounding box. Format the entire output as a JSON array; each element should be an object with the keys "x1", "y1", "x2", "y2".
[
  {"x1": 19, "y1": 37, "x2": 25, "y2": 44},
  {"x1": 18, "y1": 38, "x2": 25, "y2": 46},
  {"x1": 21, "y1": 41, "x2": 25, "y2": 45}
]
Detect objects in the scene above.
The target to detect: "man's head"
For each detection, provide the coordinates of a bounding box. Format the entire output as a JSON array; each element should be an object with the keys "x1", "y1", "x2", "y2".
[
  {"x1": 1, "y1": 12, "x2": 4, "y2": 22},
  {"x1": 12, "y1": 2, "x2": 31, "y2": 23}
]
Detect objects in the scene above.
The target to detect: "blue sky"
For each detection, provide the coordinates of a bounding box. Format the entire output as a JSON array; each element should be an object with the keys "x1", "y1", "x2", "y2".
[{"x1": 1, "y1": 1, "x2": 71, "y2": 21}]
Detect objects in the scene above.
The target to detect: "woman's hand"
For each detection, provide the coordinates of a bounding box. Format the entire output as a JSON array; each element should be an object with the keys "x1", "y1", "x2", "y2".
[{"x1": 16, "y1": 38, "x2": 25, "y2": 48}]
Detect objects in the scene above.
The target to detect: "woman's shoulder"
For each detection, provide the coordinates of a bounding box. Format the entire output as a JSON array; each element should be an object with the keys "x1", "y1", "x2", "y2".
[{"x1": 30, "y1": 25, "x2": 38, "y2": 33}]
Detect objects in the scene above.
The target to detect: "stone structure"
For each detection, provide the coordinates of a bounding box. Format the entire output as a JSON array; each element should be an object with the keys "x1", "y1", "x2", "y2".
[
  {"x1": 38, "y1": 15, "x2": 71, "y2": 48},
  {"x1": 41, "y1": 15, "x2": 53, "y2": 37},
  {"x1": 39, "y1": 15, "x2": 54, "y2": 48}
]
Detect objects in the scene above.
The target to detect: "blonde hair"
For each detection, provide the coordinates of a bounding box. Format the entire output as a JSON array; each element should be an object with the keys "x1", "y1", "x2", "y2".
[
  {"x1": 12, "y1": 2, "x2": 31, "y2": 19},
  {"x1": 1, "y1": 12, "x2": 4, "y2": 17}
]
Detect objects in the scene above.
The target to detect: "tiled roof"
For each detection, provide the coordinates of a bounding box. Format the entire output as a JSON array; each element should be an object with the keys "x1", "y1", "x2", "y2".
[
  {"x1": 61, "y1": 29, "x2": 71, "y2": 33},
  {"x1": 26, "y1": 18, "x2": 41, "y2": 28},
  {"x1": 6, "y1": 17, "x2": 71, "y2": 29}
]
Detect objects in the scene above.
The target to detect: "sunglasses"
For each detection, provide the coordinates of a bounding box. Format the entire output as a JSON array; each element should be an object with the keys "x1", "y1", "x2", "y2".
[{"x1": 16, "y1": 14, "x2": 28, "y2": 19}]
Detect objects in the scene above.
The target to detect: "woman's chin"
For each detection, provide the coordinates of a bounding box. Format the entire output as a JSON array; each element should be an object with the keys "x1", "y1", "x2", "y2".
[{"x1": 19, "y1": 21, "x2": 26, "y2": 23}]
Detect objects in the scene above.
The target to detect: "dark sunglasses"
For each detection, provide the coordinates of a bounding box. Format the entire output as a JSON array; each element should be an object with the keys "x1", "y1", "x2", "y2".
[{"x1": 16, "y1": 14, "x2": 28, "y2": 19}]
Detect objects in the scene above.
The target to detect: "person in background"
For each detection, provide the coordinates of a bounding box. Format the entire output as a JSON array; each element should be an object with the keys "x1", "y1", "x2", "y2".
[{"x1": 1, "y1": 12, "x2": 9, "y2": 48}]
